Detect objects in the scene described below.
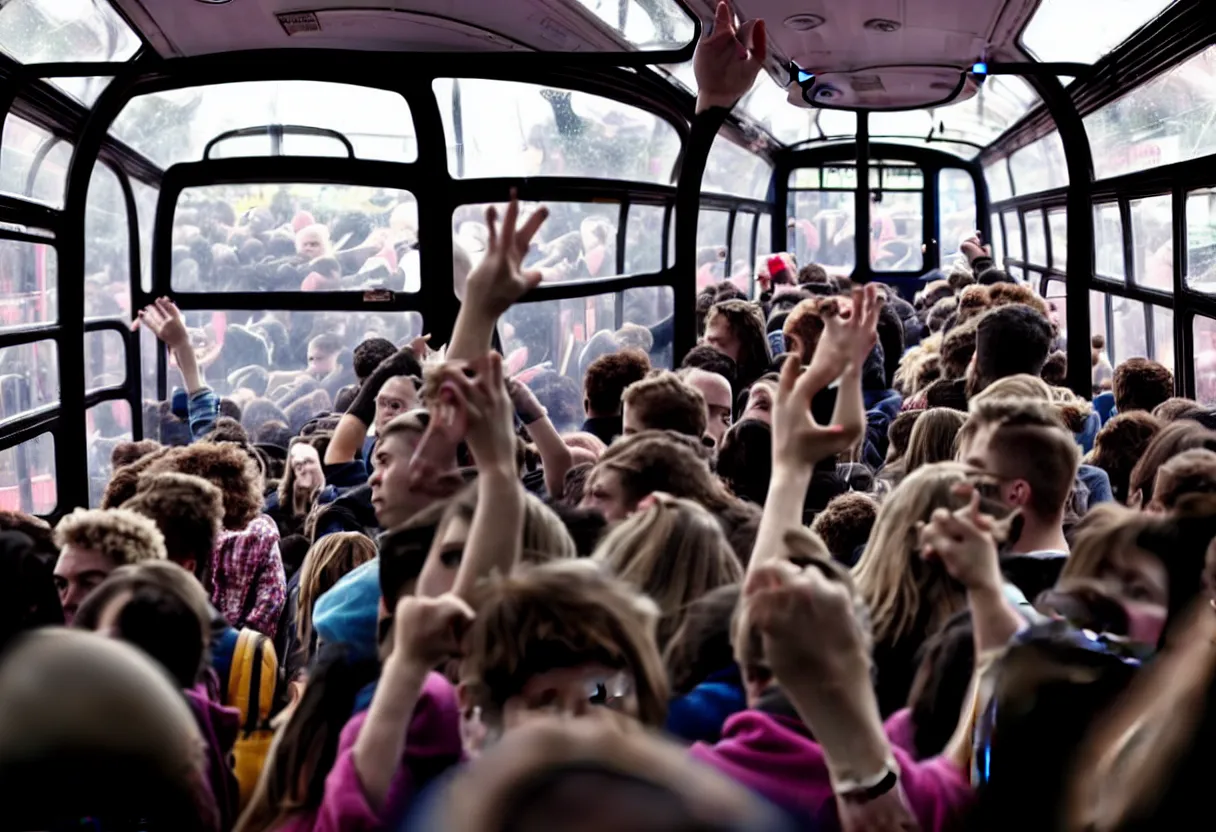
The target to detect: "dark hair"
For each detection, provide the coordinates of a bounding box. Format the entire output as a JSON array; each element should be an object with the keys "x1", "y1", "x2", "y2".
[
  {"x1": 377, "y1": 500, "x2": 450, "y2": 607},
  {"x1": 204, "y1": 416, "x2": 250, "y2": 446},
  {"x1": 546, "y1": 504, "x2": 607, "y2": 558},
  {"x1": 679, "y1": 345, "x2": 738, "y2": 394},
  {"x1": 876, "y1": 302, "x2": 905, "y2": 389},
  {"x1": 1090, "y1": 412, "x2": 1163, "y2": 504},
  {"x1": 887, "y1": 410, "x2": 922, "y2": 461},
  {"x1": 973, "y1": 304, "x2": 1054, "y2": 392},
  {"x1": 352, "y1": 338, "x2": 397, "y2": 382},
  {"x1": 279, "y1": 534, "x2": 311, "y2": 581},
  {"x1": 562, "y1": 462, "x2": 593, "y2": 508},
  {"x1": 229, "y1": 365, "x2": 270, "y2": 397},
  {"x1": 663, "y1": 583, "x2": 740, "y2": 696},
  {"x1": 1127, "y1": 421, "x2": 1216, "y2": 504},
  {"x1": 582, "y1": 349, "x2": 650, "y2": 417},
  {"x1": 1113, "y1": 358, "x2": 1174, "y2": 414},
  {"x1": 715, "y1": 419, "x2": 772, "y2": 507},
  {"x1": 907, "y1": 609, "x2": 974, "y2": 759},
  {"x1": 113, "y1": 585, "x2": 206, "y2": 689},
  {"x1": 707, "y1": 300, "x2": 771, "y2": 390},
  {"x1": 0, "y1": 532, "x2": 63, "y2": 652},
  {"x1": 1041, "y1": 351, "x2": 1068, "y2": 387},
  {"x1": 242, "y1": 398, "x2": 288, "y2": 435},
  {"x1": 121, "y1": 472, "x2": 222, "y2": 580},
  {"x1": 811, "y1": 492, "x2": 879, "y2": 567},
  {"x1": 333, "y1": 385, "x2": 358, "y2": 414},
  {"x1": 219, "y1": 398, "x2": 243, "y2": 423},
  {"x1": 621, "y1": 371, "x2": 707, "y2": 439},
  {"x1": 797, "y1": 263, "x2": 829, "y2": 285}
]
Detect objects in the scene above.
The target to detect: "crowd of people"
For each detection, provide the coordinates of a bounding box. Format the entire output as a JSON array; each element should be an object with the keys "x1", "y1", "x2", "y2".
[{"x1": 3, "y1": 4, "x2": 1216, "y2": 831}]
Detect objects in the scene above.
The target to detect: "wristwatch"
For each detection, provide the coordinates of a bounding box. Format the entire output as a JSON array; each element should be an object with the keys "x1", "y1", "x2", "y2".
[{"x1": 836, "y1": 761, "x2": 900, "y2": 804}]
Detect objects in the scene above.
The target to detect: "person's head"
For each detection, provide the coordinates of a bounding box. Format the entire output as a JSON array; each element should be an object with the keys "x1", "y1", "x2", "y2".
[
  {"x1": 278, "y1": 437, "x2": 328, "y2": 518},
  {"x1": 296, "y1": 532, "x2": 378, "y2": 655},
  {"x1": 144, "y1": 442, "x2": 264, "y2": 532},
  {"x1": 1152, "y1": 397, "x2": 1203, "y2": 422},
  {"x1": 307, "y1": 333, "x2": 344, "y2": 379},
  {"x1": 370, "y1": 374, "x2": 419, "y2": 435},
  {"x1": 679, "y1": 344, "x2": 738, "y2": 396},
  {"x1": 1089, "y1": 412, "x2": 1163, "y2": 505},
  {"x1": 582, "y1": 349, "x2": 650, "y2": 419},
  {"x1": 120, "y1": 472, "x2": 222, "y2": 581},
  {"x1": 459, "y1": 560, "x2": 668, "y2": 741},
  {"x1": 1042, "y1": 350, "x2": 1068, "y2": 387},
  {"x1": 959, "y1": 398, "x2": 1080, "y2": 531},
  {"x1": 592, "y1": 494, "x2": 741, "y2": 649},
  {"x1": 0, "y1": 630, "x2": 214, "y2": 832},
  {"x1": 715, "y1": 418, "x2": 772, "y2": 507},
  {"x1": 1113, "y1": 358, "x2": 1174, "y2": 414},
  {"x1": 295, "y1": 223, "x2": 331, "y2": 259},
  {"x1": 971, "y1": 304, "x2": 1054, "y2": 395},
  {"x1": 971, "y1": 373, "x2": 1052, "y2": 403},
  {"x1": 737, "y1": 375, "x2": 778, "y2": 426},
  {"x1": 352, "y1": 337, "x2": 397, "y2": 383},
  {"x1": 241, "y1": 397, "x2": 289, "y2": 436},
  {"x1": 679, "y1": 368, "x2": 733, "y2": 447},
  {"x1": 662, "y1": 583, "x2": 740, "y2": 697},
  {"x1": 0, "y1": 510, "x2": 57, "y2": 565},
  {"x1": 369, "y1": 410, "x2": 459, "y2": 529},
  {"x1": 563, "y1": 431, "x2": 607, "y2": 460},
  {"x1": 111, "y1": 440, "x2": 162, "y2": 471},
  {"x1": 811, "y1": 491, "x2": 879, "y2": 567},
  {"x1": 621, "y1": 371, "x2": 707, "y2": 441},
  {"x1": 886, "y1": 410, "x2": 922, "y2": 463},
  {"x1": 73, "y1": 561, "x2": 212, "y2": 690},
  {"x1": 415, "y1": 483, "x2": 577, "y2": 598},
  {"x1": 581, "y1": 431, "x2": 733, "y2": 523},
  {"x1": 703, "y1": 300, "x2": 770, "y2": 388},
  {"x1": 903, "y1": 408, "x2": 966, "y2": 474},
  {"x1": 1126, "y1": 421, "x2": 1216, "y2": 506},
  {"x1": 53, "y1": 509, "x2": 167, "y2": 624},
  {"x1": 0, "y1": 532, "x2": 63, "y2": 651},
  {"x1": 939, "y1": 318, "x2": 979, "y2": 380},
  {"x1": 1148, "y1": 448, "x2": 1216, "y2": 514}
]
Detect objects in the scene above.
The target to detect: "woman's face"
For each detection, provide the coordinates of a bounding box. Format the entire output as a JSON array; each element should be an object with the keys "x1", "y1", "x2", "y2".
[
  {"x1": 416, "y1": 514, "x2": 471, "y2": 598},
  {"x1": 1097, "y1": 548, "x2": 1170, "y2": 645},
  {"x1": 290, "y1": 443, "x2": 324, "y2": 493}
]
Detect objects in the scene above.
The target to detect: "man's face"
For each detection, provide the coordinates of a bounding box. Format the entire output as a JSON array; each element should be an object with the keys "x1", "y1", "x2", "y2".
[
  {"x1": 702, "y1": 316, "x2": 740, "y2": 363},
  {"x1": 308, "y1": 345, "x2": 337, "y2": 379},
  {"x1": 53, "y1": 545, "x2": 115, "y2": 625},
  {"x1": 296, "y1": 228, "x2": 326, "y2": 259},
  {"x1": 580, "y1": 468, "x2": 632, "y2": 522},
  {"x1": 963, "y1": 423, "x2": 1026, "y2": 511},
  {"x1": 375, "y1": 376, "x2": 418, "y2": 435},
  {"x1": 740, "y1": 382, "x2": 775, "y2": 426},
  {"x1": 686, "y1": 371, "x2": 732, "y2": 446},
  {"x1": 369, "y1": 430, "x2": 424, "y2": 528}
]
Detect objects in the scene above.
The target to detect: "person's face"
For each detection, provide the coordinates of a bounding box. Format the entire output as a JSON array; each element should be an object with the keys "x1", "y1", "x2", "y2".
[
  {"x1": 580, "y1": 468, "x2": 633, "y2": 522},
  {"x1": 740, "y1": 382, "x2": 775, "y2": 426},
  {"x1": 620, "y1": 402, "x2": 645, "y2": 437},
  {"x1": 369, "y1": 430, "x2": 425, "y2": 528},
  {"x1": 702, "y1": 316, "x2": 740, "y2": 363},
  {"x1": 687, "y1": 371, "x2": 733, "y2": 446},
  {"x1": 963, "y1": 424, "x2": 1030, "y2": 511},
  {"x1": 1095, "y1": 548, "x2": 1169, "y2": 646},
  {"x1": 296, "y1": 229, "x2": 326, "y2": 259},
  {"x1": 501, "y1": 664, "x2": 638, "y2": 731},
  {"x1": 53, "y1": 545, "x2": 116, "y2": 625},
  {"x1": 415, "y1": 514, "x2": 471, "y2": 598},
  {"x1": 375, "y1": 376, "x2": 418, "y2": 435},
  {"x1": 290, "y1": 443, "x2": 324, "y2": 493},
  {"x1": 308, "y1": 345, "x2": 337, "y2": 378}
]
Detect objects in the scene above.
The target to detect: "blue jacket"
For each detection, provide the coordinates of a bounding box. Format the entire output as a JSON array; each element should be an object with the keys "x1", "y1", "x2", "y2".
[{"x1": 666, "y1": 666, "x2": 747, "y2": 745}]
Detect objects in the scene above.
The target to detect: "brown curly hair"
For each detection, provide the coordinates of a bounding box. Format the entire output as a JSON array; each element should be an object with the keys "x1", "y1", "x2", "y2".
[
  {"x1": 1113, "y1": 358, "x2": 1175, "y2": 414},
  {"x1": 706, "y1": 300, "x2": 770, "y2": 388},
  {"x1": 592, "y1": 431, "x2": 735, "y2": 514},
  {"x1": 143, "y1": 443, "x2": 264, "y2": 531},
  {"x1": 102, "y1": 447, "x2": 175, "y2": 510},
  {"x1": 582, "y1": 349, "x2": 651, "y2": 417},
  {"x1": 940, "y1": 318, "x2": 979, "y2": 379},
  {"x1": 811, "y1": 492, "x2": 879, "y2": 564},
  {"x1": 121, "y1": 473, "x2": 223, "y2": 581}
]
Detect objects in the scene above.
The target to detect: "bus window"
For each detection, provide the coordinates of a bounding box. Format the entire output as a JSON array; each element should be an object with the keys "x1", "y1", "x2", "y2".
[
  {"x1": 85, "y1": 164, "x2": 131, "y2": 320},
  {"x1": 172, "y1": 183, "x2": 418, "y2": 294},
  {"x1": 1047, "y1": 209, "x2": 1068, "y2": 270},
  {"x1": 990, "y1": 213, "x2": 1004, "y2": 265},
  {"x1": 1003, "y1": 210, "x2": 1022, "y2": 264},
  {"x1": 434, "y1": 78, "x2": 680, "y2": 182},
  {"x1": 704, "y1": 134, "x2": 772, "y2": 200},
  {"x1": 788, "y1": 178, "x2": 855, "y2": 277},
  {"x1": 624, "y1": 204, "x2": 665, "y2": 275},
  {"x1": 0, "y1": 0, "x2": 140, "y2": 64},
  {"x1": 1021, "y1": 0, "x2": 1173, "y2": 65},
  {"x1": 1094, "y1": 202, "x2": 1125, "y2": 280},
  {"x1": 0, "y1": 434, "x2": 56, "y2": 515},
  {"x1": 1195, "y1": 315, "x2": 1216, "y2": 405},
  {"x1": 84, "y1": 330, "x2": 126, "y2": 393},
  {"x1": 0, "y1": 340, "x2": 58, "y2": 414},
  {"x1": 1009, "y1": 132, "x2": 1068, "y2": 195},
  {"x1": 1111, "y1": 296, "x2": 1148, "y2": 363},
  {"x1": 1130, "y1": 195, "x2": 1173, "y2": 294},
  {"x1": 87, "y1": 399, "x2": 132, "y2": 508},
  {"x1": 757, "y1": 212, "x2": 772, "y2": 260},
  {"x1": 0, "y1": 117, "x2": 70, "y2": 207},
  {"x1": 1152, "y1": 306, "x2": 1175, "y2": 373},
  {"x1": 1090, "y1": 290, "x2": 1109, "y2": 346},
  {"x1": 872, "y1": 190, "x2": 922, "y2": 272},
  {"x1": 133, "y1": 180, "x2": 158, "y2": 293},
  {"x1": 1186, "y1": 188, "x2": 1216, "y2": 294},
  {"x1": 0, "y1": 238, "x2": 57, "y2": 326},
  {"x1": 1024, "y1": 209, "x2": 1048, "y2": 267},
  {"x1": 938, "y1": 169, "x2": 977, "y2": 268},
  {"x1": 1044, "y1": 278, "x2": 1067, "y2": 336},
  {"x1": 696, "y1": 208, "x2": 729, "y2": 287},
  {"x1": 729, "y1": 212, "x2": 755, "y2": 292},
  {"x1": 983, "y1": 159, "x2": 1012, "y2": 204}
]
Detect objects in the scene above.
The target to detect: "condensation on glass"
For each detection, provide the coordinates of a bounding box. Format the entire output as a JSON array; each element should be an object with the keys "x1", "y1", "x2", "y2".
[
  {"x1": 85, "y1": 329, "x2": 126, "y2": 393},
  {"x1": 1093, "y1": 203, "x2": 1125, "y2": 281},
  {"x1": 625, "y1": 204, "x2": 666, "y2": 276},
  {"x1": 989, "y1": 213, "x2": 1004, "y2": 265},
  {"x1": 730, "y1": 212, "x2": 756, "y2": 292},
  {"x1": 703, "y1": 133, "x2": 772, "y2": 200},
  {"x1": 111, "y1": 82, "x2": 418, "y2": 169},
  {"x1": 1111, "y1": 296, "x2": 1148, "y2": 364},
  {"x1": 696, "y1": 208, "x2": 730, "y2": 288},
  {"x1": 1047, "y1": 209, "x2": 1068, "y2": 270},
  {"x1": 0, "y1": 116, "x2": 72, "y2": 207},
  {"x1": 0, "y1": 0, "x2": 141, "y2": 64},
  {"x1": 171, "y1": 183, "x2": 418, "y2": 294},
  {"x1": 434, "y1": 78, "x2": 680, "y2": 183},
  {"x1": 983, "y1": 160, "x2": 1012, "y2": 204},
  {"x1": 132, "y1": 180, "x2": 159, "y2": 293},
  {"x1": 0, "y1": 339, "x2": 58, "y2": 416},
  {"x1": 569, "y1": 0, "x2": 696, "y2": 50},
  {"x1": 1130, "y1": 195, "x2": 1173, "y2": 294},
  {"x1": 1152, "y1": 306, "x2": 1175, "y2": 374},
  {"x1": 1194, "y1": 315, "x2": 1216, "y2": 405},
  {"x1": 1024, "y1": 210, "x2": 1048, "y2": 267},
  {"x1": 86, "y1": 163, "x2": 131, "y2": 320},
  {"x1": 1186, "y1": 188, "x2": 1216, "y2": 294},
  {"x1": 1002, "y1": 210, "x2": 1022, "y2": 263},
  {"x1": 1009, "y1": 132, "x2": 1068, "y2": 196},
  {"x1": 0, "y1": 237, "x2": 57, "y2": 326},
  {"x1": 1020, "y1": 0, "x2": 1173, "y2": 65},
  {"x1": 0, "y1": 433, "x2": 55, "y2": 515}
]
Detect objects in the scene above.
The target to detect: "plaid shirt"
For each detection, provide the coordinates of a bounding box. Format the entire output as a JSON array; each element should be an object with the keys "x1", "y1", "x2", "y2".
[{"x1": 207, "y1": 513, "x2": 286, "y2": 639}]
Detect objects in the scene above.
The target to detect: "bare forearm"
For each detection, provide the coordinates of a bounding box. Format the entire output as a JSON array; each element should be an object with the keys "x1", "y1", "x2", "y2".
[
  {"x1": 969, "y1": 583, "x2": 1023, "y2": 653},
  {"x1": 448, "y1": 308, "x2": 497, "y2": 362},
  {"x1": 783, "y1": 676, "x2": 892, "y2": 788},
  {"x1": 453, "y1": 467, "x2": 523, "y2": 600},
  {"x1": 173, "y1": 345, "x2": 205, "y2": 395},
  {"x1": 829, "y1": 365, "x2": 865, "y2": 441},
  {"x1": 524, "y1": 417, "x2": 573, "y2": 499},
  {"x1": 747, "y1": 466, "x2": 811, "y2": 575},
  {"x1": 326, "y1": 414, "x2": 370, "y2": 465},
  {"x1": 352, "y1": 657, "x2": 427, "y2": 813}
]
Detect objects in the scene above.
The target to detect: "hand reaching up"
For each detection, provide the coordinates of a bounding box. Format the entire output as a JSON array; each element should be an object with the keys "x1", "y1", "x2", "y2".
[
  {"x1": 135, "y1": 297, "x2": 190, "y2": 351},
  {"x1": 429, "y1": 353, "x2": 517, "y2": 474},
  {"x1": 694, "y1": 1, "x2": 767, "y2": 112},
  {"x1": 960, "y1": 232, "x2": 991, "y2": 264},
  {"x1": 772, "y1": 352, "x2": 864, "y2": 471},
  {"x1": 917, "y1": 484, "x2": 1007, "y2": 593},
  {"x1": 390, "y1": 591, "x2": 475, "y2": 673},
  {"x1": 464, "y1": 191, "x2": 549, "y2": 320},
  {"x1": 808, "y1": 284, "x2": 881, "y2": 384}
]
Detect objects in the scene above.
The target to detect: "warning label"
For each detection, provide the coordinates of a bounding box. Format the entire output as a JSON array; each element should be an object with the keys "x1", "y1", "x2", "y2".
[{"x1": 277, "y1": 11, "x2": 322, "y2": 35}]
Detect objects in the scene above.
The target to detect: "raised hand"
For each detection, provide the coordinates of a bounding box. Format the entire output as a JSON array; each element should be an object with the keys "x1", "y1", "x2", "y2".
[
  {"x1": 464, "y1": 191, "x2": 549, "y2": 320},
  {"x1": 916, "y1": 483, "x2": 1006, "y2": 592},
  {"x1": 960, "y1": 231, "x2": 991, "y2": 264},
  {"x1": 772, "y1": 352, "x2": 863, "y2": 471},
  {"x1": 506, "y1": 375, "x2": 547, "y2": 425},
  {"x1": 808, "y1": 284, "x2": 881, "y2": 383},
  {"x1": 430, "y1": 353, "x2": 517, "y2": 474},
  {"x1": 135, "y1": 297, "x2": 190, "y2": 351},
  {"x1": 693, "y1": 1, "x2": 767, "y2": 112},
  {"x1": 391, "y1": 593, "x2": 475, "y2": 671}
]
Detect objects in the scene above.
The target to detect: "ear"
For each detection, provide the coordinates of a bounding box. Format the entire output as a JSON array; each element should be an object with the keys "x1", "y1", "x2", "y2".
[
  {"x1": 1007, "y1": 479, "x2": 1032, "y2": 509},
  {"x1": 583, "y1": 395, "x2": 591, "y2": 415},
  {"x1": 1128, "y1": 489, "x2": 1145, "y2": 510}
]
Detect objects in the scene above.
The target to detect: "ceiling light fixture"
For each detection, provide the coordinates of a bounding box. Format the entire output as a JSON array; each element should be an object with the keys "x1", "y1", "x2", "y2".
[
  {"x1": 864, "y1": 18, "x2": 901, "y2": 33},
  {"x1": 784, "y1": 14, "x2": 826, "y2": 31}
]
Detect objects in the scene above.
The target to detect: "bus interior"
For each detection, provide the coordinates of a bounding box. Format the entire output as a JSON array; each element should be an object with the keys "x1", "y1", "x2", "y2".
[{"x1": 0, "y1": 0, "x2": 1210, "y2": 518}]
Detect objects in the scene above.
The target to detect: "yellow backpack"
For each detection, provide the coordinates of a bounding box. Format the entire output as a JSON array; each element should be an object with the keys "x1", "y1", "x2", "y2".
[{"x1": 225, "y1": 628, "x2": 278, "y2": 809}]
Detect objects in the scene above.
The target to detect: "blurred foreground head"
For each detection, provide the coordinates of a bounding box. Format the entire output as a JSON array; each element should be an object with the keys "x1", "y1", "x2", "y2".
[
  {"x1": 0, "y1": 629, "x2": 215, "y2": 832},
  {"x1": 433, "y1": 716, "x2": 794, "y2": 832}
]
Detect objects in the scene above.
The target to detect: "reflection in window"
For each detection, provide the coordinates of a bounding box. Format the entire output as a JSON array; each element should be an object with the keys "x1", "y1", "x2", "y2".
[
  {"x1": 788, "y1": 191, "x2": 855, "y2": 276},
  {"x1": 1024, "y1": 211, "x2": 1047, "y2": 267},
  {"x1": 696, "y1": 209, "x2": 730, "y2": 289},
  {"x1": 85, "y1": 330, "x2": 126, "y2": 393},
  {"x1": 1094, "y1": 203, "x2": 1125, "y2": 280},
  {"x1": 86, "y1": 164, "x2": 130, "y2": 320},
  {"x1": 49, "y1": 76, "x2": 113, "y2": 107},
  {"x1": 173, "y1": 183, "x2": 417, "y2": 294},
  {"x1": 1153, "y1": 306, "x2": 1175, "y2": 374},
  {"x1": 435, "y1": 79, "x2": 680, "y2": 183},
  {"x1": 1009, "y1": 132, "x2": 1068, "y2": 195},
  {"x1": 1130, "y1": 195, "x2": 1173, "y2": 293},
  {"x1": 872, "y1": 192, "x2": 922, "y2": 272},
  {"x1": 1111, "y1": 296, "x2": 1148, "y2": 364},
  {"x1": 0, "y1": 117, "x2": 70, "y2": 207},
  {"x1": 570, "y1": 0, "x2": 695, "y2": 49},
  {"x1": 498, "y1": 287, "x2": 675, "y2": 431},
  {"x1": 111, "y1": 82, "x2": 417, "y2": 169},
  {"x1": 1021, "y1": 0, "x2": 1172, "y2": 64},
  {"x1": 1195, "y1": 315, "x2": 1216, "y2": 405},
  {"x1": 984, "y1": 160, "x2": 1012, "y2": 204},
  {"x1": 1044, "y1": 279, "x2": 1067, "y2": 338},
  {"x1": 1091, "y1": 291, "x2": 1109, "y2": 358},
  {"x1": 625, "y1": 204, "x2": 666, "y2": 276},
  {"x1": 0, "y1": 433, "x2": 55, "y2": 516},
  {"x1": 0, "y1": 340, "x2": 58, "y2": 416},
  {"x1": 939, "y1": 169, "x2": 977, "y2": 268},
  {"x1": 133, "y1": 180, "x2": 158, "y2": 293},
  {"x1": 1047, "y1": 209, "x2": 1068, "y2": 269},
  {"x1": 1087, "y1": 46, "x2": 1216, "y2": 180},
  {"x1": 730, "y1": 213, "x2": 755, "y2": 293},
  {"x1": 1187, "y1": 189, "x2": 1216, "y2": 294},
  {"x1": 0, "y1": 0, "x2": 140, "y2": 64},
  {"x1": 87, "y1": 399, "x2": 132, "y2": 507},
  {"x1": 704, "y1": 134, "x2": 772, "y2": 200},
  {"x1": 1003, "y1": 211, "x2": 1022, "y2": 263},
  {"x1": 0, "y1": 238, "x2": 56, "y2": 325}
]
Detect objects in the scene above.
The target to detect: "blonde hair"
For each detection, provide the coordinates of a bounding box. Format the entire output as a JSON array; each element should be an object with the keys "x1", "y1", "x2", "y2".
[
  {"x1": 593, "y1": 495, "x2": 742, "y2": 648},
  {"x1": 852, "y1": 463, "x2": 972, "y2": 646},
  {"x1": 972, "y1": 373, "x2": 1052, "y2": 403},
  {"x1": 903, "y1": 408, "x2": 967, "y2": 474},
  {"x1": 296, "y1": 533, "x2": 378, "y2": 650},
  {"x1": 445, "y1": 482, "x2": 577, "y2": 564},
  {"x1": 54, "y1": 508, "x2": 167, "y2": 567}
]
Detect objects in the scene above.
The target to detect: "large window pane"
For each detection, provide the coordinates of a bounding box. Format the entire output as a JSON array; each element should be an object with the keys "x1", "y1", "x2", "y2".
[
  {"x1": 729, "y1": 213, "x2": 755, "y2": 293},
  {"x1": 434, "y1": 79, "x2": 680, "y2": 183},
  {"x1": 625, "y1": 204, "x2": 665, "y2": 276},
  {"x1": 1003, "y1": 211, "x2": 1022, "y2": 262},
  {"x1": 872, "y1": 192, "x2": 922, "y2": 272},
  {"x1": 757, "y1": 212, "x2": 772, "y2": 261},
  {"x1": 983, "y1": 160, "x2": 1012, "y2": 203},
  {"x1": 1152, "y1": 306, "x2": 1175, "y2": 374},
  {"x1": 1024, "y1": 210, "x2": 1048, "y2": 267},
  {"x1": 87, "y1": 399, "x2": 132, "y2": 508},
  {"x1": 1009, "y1": 132, "x2": 1068, "y2": 195},
  {"x1": 570, "y1": 0, "x2": 695, "y2": 50},
  {"x1": 704, "y1": 135, "x2": 771, "y2": 200},
  {"x1": 0, "y1": 339, "x2": 58, "y2": 415},
  {"x1": 1195, "y1": 316, "x2": 1216, "y2": 406},
  {"x1": 0, "y1": 0, "x2": 140, "y2": 63},
  {"x1": 789, "y1": 191, "x2": 855, "y2": 276},
  {"x1": 1090, "y1": 291, "x2": 1109, "y2": 345},
  {"x1": 1087, "y1": 46, "x2": 1216, "y2": 180},
  {"x1": 939, "y1": 169, "x2": 978, "y2": 268},
  {"x1": 1021, "y1": 0, "x2": 1172, "y2": 64},
  {"x1": 133, "y1": 180, "x2": 158, "y2": 293},
  {"x1": 1130, "y1": 195, "x2": 1173, "y2": 294},
  {"x1": 1111, "y1": 296, "x2": 1148, "y2": 364},
  {"x1": 0, "y1": 117, "x2": 70, "y2": 207},
  {"x1": 1094, "y1": 203, "x2": 1125, "y2": 280},
  {"x1": 498, "y1": 286, "x2": 674, "y2": 431},
  {"x1": 1044, "y1": 279, "x2": 1067, "y2": 337},
  {"x1": 0, "y1": 434, "x2": 55, "y2": 516},
  {"x1": 86, "y1": 164, "x2": 131, "y2": 320},
  {"x1": 1186, "y1": 189, "x2": 1216, "y2": 294},
  {"x1": 990, "y1": 213, "x2": 1004, "y2": 265},
  {"x1": 0, "y1": 238, "x2": 56, "y2": 325},
  {"x1": 1047, "y1": 209, "x2": 1068, "y2": 269},
  {"x1": 696, "y1": 209, "x2": 730, "y2": 288},
  {"x1": 85, "y1": 330, "x2": 126, "y2": 392},
  {"x1": 112, "y1": 82, "x2": 416, "y2": 169},
  {"x1": 173, "y1": 183, "x2": 417, "y2": 293}
]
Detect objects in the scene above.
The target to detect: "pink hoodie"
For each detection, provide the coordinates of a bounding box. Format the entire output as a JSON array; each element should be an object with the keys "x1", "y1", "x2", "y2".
[
  {"x1": 690, "y1": 709, "x2": 973, "y2": 831},
  {"x1": 277, "y1": 672, "x2": 462, "y2": 832}
]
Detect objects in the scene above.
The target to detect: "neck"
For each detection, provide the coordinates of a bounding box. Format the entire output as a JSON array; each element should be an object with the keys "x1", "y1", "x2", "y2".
[{"x1": 1009, "y1": 514, "x2": 1069, "y2": 555}]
